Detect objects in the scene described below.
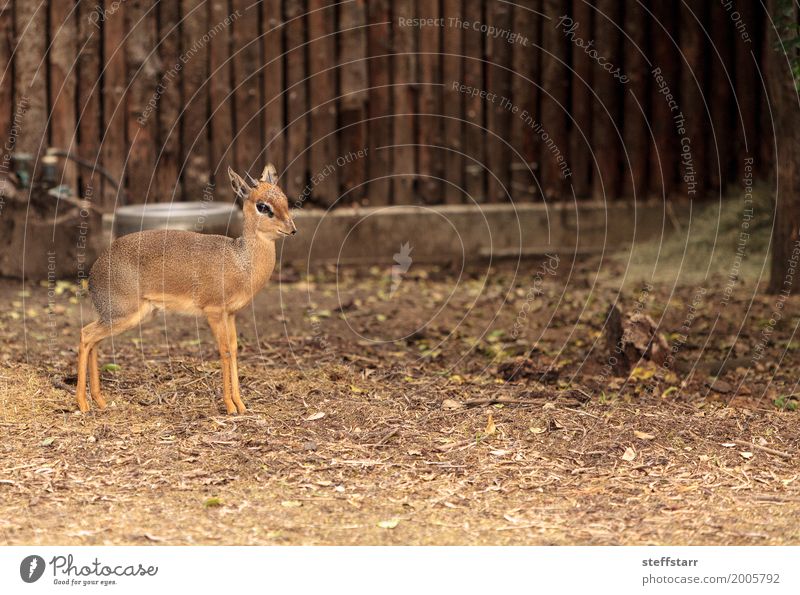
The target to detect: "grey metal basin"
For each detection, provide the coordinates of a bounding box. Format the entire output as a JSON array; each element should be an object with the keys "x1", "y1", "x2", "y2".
[{"x1": 112, "y1": 201, "x2": 242, "y2": 238}]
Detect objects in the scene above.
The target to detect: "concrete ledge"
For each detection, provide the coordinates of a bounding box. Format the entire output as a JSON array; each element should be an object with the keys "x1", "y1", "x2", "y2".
[
  {"x1": 279, "y1": 201, "x2": 677, "y2": 267},
  {"x1": 103, "y1": 201, "x2": 678, "y2": 267}
]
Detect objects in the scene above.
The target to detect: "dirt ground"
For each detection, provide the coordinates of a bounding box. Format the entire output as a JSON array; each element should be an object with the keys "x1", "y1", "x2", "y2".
[{"x1": 1, "y1": 258, "x2": 799, "y2": 545}]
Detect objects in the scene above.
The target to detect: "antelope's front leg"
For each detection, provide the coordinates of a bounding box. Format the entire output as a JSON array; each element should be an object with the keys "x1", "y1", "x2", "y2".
[
  {"x1": 206, "y1": 312, "x2": 236, "y2": 415},
  {"x1": 227, "y1": 314, "x2": 246, "y2": 413}
]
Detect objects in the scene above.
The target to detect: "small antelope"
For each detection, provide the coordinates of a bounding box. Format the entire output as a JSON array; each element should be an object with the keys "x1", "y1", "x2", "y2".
[{"x1": 76, "y1": 164, "x2": 296, "y2": 414}]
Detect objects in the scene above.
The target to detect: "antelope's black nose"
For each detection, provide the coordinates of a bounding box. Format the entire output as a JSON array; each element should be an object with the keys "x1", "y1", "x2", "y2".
[{"x1": 291, "y1": 229, "x2": 297, "y2": 236}]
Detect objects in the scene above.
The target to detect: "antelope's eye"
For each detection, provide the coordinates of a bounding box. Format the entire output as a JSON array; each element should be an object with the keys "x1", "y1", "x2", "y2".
[{"x1": 256, "y1": 202, "x2": 274, "y2": 217}]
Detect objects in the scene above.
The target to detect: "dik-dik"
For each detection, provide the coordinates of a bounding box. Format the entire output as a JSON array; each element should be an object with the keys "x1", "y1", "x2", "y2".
[{"x1": 76, "y1": 164, "x2": 296, "y2": 414}]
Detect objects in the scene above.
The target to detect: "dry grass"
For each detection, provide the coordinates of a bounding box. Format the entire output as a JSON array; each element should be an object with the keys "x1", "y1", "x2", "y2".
[{"x1": 1, "y1": 262, "x2": 799, "y2": 545}]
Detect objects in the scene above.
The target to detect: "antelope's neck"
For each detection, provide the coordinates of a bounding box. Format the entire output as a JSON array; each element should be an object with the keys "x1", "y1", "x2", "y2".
[{"x1": 238, "y1": 230, "x2": 277, "y2": 289}]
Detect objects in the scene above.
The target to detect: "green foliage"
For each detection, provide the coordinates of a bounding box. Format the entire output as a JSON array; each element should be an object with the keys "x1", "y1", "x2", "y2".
[
  {"x1": 774, "y1": 395, "x2": 798, "y2": 411},
  {"x1": 203, "y1": 496, "x2": 223, "y2": 508}
]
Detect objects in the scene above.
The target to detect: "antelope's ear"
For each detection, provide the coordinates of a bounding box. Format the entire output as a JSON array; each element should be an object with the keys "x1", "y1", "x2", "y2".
[
  {"x1": 260, "y1": 163, "x2": 277, "y2": 184},
  {"x1": 228, "y1": 166, "x2": 250, "y2": 203}
]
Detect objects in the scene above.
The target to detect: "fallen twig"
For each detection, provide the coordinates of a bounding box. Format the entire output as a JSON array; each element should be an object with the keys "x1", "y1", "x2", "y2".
[
  {"x1": 732, "y1": 439, "x2": 793, "y2": 460},
  {"x1": 464, "y1": 397, "x2": 545, "y2": 407},
  {"x1": 51, "y1": 376, "x2": 75, "y2": 395},
  {"x1": 464, "y1": 396, "x2": 581, "y2": 408},
  {"x1": 375, "y1": 427, "x2": 400, "y2": 446}
]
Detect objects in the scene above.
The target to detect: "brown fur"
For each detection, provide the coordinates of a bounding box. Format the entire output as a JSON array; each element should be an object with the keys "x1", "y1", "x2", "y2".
[{"x1": 76, "y1": 165, "x2": 296, "y2": 414}]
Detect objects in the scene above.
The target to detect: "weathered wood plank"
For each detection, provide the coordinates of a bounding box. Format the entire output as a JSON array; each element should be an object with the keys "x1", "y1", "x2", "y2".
[
  {"x1": 125, "y1": 0, "x2": 159, "y2": 203},
  {"x1": 365, "y1": 0, "x2": 391, "y2": 206},
  {"x1": 441, "y1": 0, "x2": 464, "y2": 204},
  {"x1": 510, "y1": 0, "x2": 541, "y2": 203},
  {"x1": 462, "y1": 0, "x2": 485, "y2": 203},
  {"x1": 568, "y1": 0, "x2": 592, "y2": 199},
  {"x1": 0, "y1": 2, "x2": 13, "y2": 179},
  {"x1": 76, "y1": 1, "x2": 102, "y2": 202},
  {"x1": 708, "y1": 0, "x2": 734, "y2": 192},
  {"x1": 285, "y1": 0, "x2": 308, "y2": 204},
  {"x1": 262, "y1": 0, "x2": 285, "y2": 182},
  {"x1": 102, "y1": 0, "x2": 128, "y2": 206},
  {"x1": 208, "y1": 0, "x2": 234, "y2": 187},
  {"x1": 416, "y1": 0, "x2": 442, "y2": 204},
  {"x1": 733, "y1": 2, "x2": 758, "y2": 170},
  {"x1": 180, "y1": 0, "x2": 211, "y2": 201},
  {"x1": 649, "y1": 1, "x2": 679, "y2": 198},
  {"x1": 156, "y1": 0, "x2": 182, "y2": 202},
  {"x1": 621, "y1": 0, "x2": 649, "y2": 199},
  {"x1": 49, "y1": 0, "x2": 78, "y2": 190},
  {"x1": 678, "y1": 0, "x2": 707, "y2": 199},
  {"x1": 485, "y1": 0, "x2": 512, "y2": 202},
  {"x1": 231, "y1": 0, "x2": 262, "y2": 178},
  {"x1": 13, "y1": 0, "x2": 48, "y2": 158},
  {"x1": 591, "y1": 0, "x2": 622, "y2": 200},
  {"x1": 338, "y1": 0, "x2": 368, "y2": 205},
  {"x1": 392, "y1": 0, "x2": 416, "y2": 205},
  {"x1": 307, "y1": 0, "x2": 339, "y2": 206},
  {"x1": 540, "y1": 0, "x2": 570, "y2": 200}
]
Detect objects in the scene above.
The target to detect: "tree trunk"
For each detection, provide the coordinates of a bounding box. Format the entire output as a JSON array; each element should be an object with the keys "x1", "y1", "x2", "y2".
[{"x1": 767, "y1": 0, "x2": 800, "y2": 295}]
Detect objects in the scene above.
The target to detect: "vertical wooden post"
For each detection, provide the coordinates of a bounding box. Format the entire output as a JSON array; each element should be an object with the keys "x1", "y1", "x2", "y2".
[
  {"x1": 462, "y1": 1, "x2": 485, "y2": 203},
  {"x1": 339, "y1": 0, "x2": 368, "y2": 205},
  {"x1": 540, "y1": 0, "x2": 570, "y2": 200},
  {"x1": 510, "y1": 1, "x2": 540, "y2": 203},
  {"x1": 733, "y1": 2, "x2": 761, "y2": 175},
  {"x1": 180, "y1": 0, "x2": 211, "y2": 201},
  {"x1": 76, "y1": 1, "x2": 102, "y2": 202},
  {"x1": 417, "y1": 0, "x2": 442, "y2": 204},
  {"x1": 285, "y1": 0, "x2": 308, "y2": 204},
  {"x1": 102, "y1": 0, "x2": 128, "y2": 207},
  {"x1": 0, "y1": 2, "x2": 12, "y2": 173},
  {"x1": 649, "y1": 2, "x2": 679, "y2": 198},
  {"x1": 569, "y1": 0, "x2": 593, "y2": 200},
  {"x1": 231, "y1": 0, "x2": 263, "y2": 178},
  {"x1": 365, "y1": 0, "x2": 391, "y2": 206},
  {"x1": 156, "y1": 0, "x2": 183, "y2": 202},
  {"x1": 621, "y1": 0, "x2": 649, "y2": 199},
  {"x1": 441, "y1": 0, "x2": 463, "y2": 204},
  {"x1": 392, "y1": 0, "x2": 416, "y2": 205},
  {"x1": 125, "y1": 0, "x2": 159, "y2": 203},
  {"x1": 708, "y1": 1, "x2": 734, "y2": 192},
  {"x1": 208, "y1": 0, "x2": 234, "y2": 186},
  {"x1": 308, "y1": 0, "x2": 340, "y2": 206},
  {"x1": 13, "y1": 0, "x2": 48, "y2": 158},
  {"x1": 485, "y1": 0, "x2": 512, "y2": 202},
  {"x1": 733, "y1": 2, "x2": 759, "y2": 172},
  {"x1": 591, "y1": 0, "x2": 622, "y2": 201},
  {"x1": 49, "y1": 0, "x2": 78, "y2": 191},
  {"x1": 263, "y1": 0, "x2": 285, "y2": 179},
  {"x1": 678, "y1": 1, "x2": 707, "y2": 199}
]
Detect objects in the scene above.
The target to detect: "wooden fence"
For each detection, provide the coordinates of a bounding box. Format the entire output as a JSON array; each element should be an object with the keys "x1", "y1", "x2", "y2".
[{"x1": 0, "y1": 0, "x2": 769, "y2": 209}]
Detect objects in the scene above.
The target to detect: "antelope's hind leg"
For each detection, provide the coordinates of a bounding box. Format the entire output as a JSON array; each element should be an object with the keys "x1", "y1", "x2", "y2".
[
  {"x1": 77, "y1": 321, "x2": 112, "y2": 412},
  {"x1": 76, "y1": 305, "x2": 153, "y2": 412},
  {"x1": 88, "y1": 344, "x2": 107, "y2": 409}
]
